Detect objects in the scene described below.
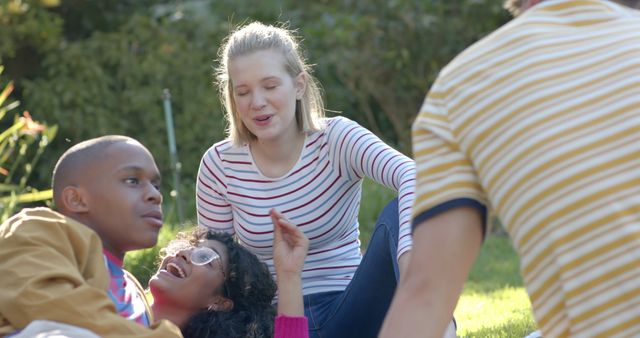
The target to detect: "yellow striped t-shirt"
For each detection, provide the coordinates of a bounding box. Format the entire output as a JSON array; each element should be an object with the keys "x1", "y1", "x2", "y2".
[{"x1": 412, "y1": 1, "x2": 640, "y2": 336}]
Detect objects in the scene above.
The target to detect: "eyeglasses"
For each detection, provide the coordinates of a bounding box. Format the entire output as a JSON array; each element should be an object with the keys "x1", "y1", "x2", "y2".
[
  {"x1": 191, "y1": 246, "x2": 225, "y2": 277},
  {"x1": 165, "y1": 240, "x2": 230, "y2": 297},
  {"x1": 192, "y1": 246, "x2": 230, "y2": 298}
]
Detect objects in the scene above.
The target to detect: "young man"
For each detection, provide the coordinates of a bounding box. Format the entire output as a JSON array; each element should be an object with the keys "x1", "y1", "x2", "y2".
[
  {"x1": 0, "y1": 136, "x2": 182, "y2": 337},
  {"x1": 381, "y1": 1, "x2": 640, "y2": 337}
]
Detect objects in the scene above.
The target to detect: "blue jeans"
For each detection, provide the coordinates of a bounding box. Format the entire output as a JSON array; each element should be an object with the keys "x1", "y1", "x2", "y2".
[{"x1": 304, "y1": 199, "x2": 401, "y2": 338}]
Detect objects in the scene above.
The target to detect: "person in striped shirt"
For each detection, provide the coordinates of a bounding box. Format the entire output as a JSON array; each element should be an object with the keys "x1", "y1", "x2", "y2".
[
  {"x1": 196, "y1": 22, "x2": 456, "y2": 337},
  {"x1": 380, "y1": 0, "x2": 640, "y2": 337}
]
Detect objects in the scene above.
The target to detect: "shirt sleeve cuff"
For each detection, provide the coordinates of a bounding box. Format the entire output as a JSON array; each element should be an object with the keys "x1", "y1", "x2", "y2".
[
  {"x1": 274, "y1": 315, "x2": 309, "y2": 338},
  {"x1": 412, "y1": 198, "x2": 487, "y2": 239}
]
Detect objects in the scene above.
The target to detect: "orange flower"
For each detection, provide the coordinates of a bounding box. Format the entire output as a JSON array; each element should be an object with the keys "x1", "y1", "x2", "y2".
[
  {"x1": 0, "y1": 167, "x2": 7, "y2": 176},
  {"x1": 19, "y1": 111, "x2": 46, "y2": 135}
]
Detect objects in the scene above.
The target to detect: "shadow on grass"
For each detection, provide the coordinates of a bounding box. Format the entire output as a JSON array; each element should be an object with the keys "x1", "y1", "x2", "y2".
[{"x1": 465, "y1": 234, "x2": 524, "y2": 294}]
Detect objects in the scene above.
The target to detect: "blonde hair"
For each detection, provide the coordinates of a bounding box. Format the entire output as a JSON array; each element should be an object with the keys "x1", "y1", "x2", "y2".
[{"x1": 215, "y1": 22, "x2": 325, "y2": 146}]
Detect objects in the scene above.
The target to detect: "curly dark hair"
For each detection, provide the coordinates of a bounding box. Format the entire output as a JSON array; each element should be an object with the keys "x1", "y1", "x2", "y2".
[{"x1": 171, "y1": 228, "x2": 277, "y2": 338}]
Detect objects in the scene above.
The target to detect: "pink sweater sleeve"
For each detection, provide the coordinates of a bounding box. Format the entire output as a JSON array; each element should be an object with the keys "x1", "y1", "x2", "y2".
[{"x1": 274, "y1": 315, "x2": 309, "y2": 338}]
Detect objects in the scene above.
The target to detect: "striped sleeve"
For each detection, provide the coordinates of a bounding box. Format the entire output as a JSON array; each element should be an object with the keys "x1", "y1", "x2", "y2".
[
  {"x1": 410, "y1": 1, "x2": 640, "y2": 335},
  {"x1": 329, "y1": 116, "x2": 416, "y2": 257},
  {"x1": 196, "y1": 141, "x2": 234, "y2": 234},
  {"x1": 412, "y1": 86, "x2": 488, "y2": 232}
]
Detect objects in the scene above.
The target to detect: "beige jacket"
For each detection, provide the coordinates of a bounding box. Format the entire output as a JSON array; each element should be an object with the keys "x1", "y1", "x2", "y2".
[{"x1": 0, "y1": 208, "x2": 182, "y2": 338}]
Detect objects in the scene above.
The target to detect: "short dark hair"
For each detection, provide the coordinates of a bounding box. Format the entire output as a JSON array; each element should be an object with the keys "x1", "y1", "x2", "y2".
[{"x1": 51, "y1": 135, "x2": 136, "y2": 209}]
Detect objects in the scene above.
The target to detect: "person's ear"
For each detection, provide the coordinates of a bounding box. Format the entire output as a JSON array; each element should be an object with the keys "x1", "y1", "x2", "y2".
[
  {"x1": 524, "y1": 0, "x2": 542, "y2": 10},
  {"x1": 207, "y1": 296, "x2": 234, "y2": 312},
  {"x1": 59, "y1": 186, "x2": 90, "y2": 213},
  {"x1": 294, "y1": 72, "x2": 307, "y2": 100}
]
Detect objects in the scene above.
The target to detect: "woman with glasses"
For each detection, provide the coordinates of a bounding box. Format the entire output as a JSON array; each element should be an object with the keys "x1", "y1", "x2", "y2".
[{"x1": 149, "y1": 209, "x2": 309, "y2": 338}]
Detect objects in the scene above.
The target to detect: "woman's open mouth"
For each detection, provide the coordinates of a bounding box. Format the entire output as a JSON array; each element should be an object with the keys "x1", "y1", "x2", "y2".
[
  {"x1": 166, "y1": 262, "x2": 186, "y2": 278},
  {"x1": 254, "y1": 114, "x2": 273, "y2": 125}
]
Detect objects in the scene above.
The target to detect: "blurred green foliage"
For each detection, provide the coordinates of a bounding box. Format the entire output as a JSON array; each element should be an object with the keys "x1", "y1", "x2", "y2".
[
  {"x1": 125, "y1": 222, "x2": 185, "y2": 288},
  {"x1": 1, "y1": 0, "x2": 511, "y2": 223},
  {"x1": 0, "y1": 65, "x2": 57, "y2": 222},
  {"x1": 358, "y1": 178, "x2": 396, "y2": 248}
]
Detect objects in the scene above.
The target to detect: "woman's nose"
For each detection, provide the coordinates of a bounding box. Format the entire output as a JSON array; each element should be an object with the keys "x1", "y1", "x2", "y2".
[
  {"x1": 250, "y1": 92, "x2": 267, "y2": 111},
  {"x1": 176, "y1": 249, "x2": 191, "y2": 263}
]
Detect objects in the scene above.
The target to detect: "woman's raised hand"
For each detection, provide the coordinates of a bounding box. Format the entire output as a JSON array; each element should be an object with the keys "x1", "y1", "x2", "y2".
[
  {"x1": 271, "y1": 208, "x2": 309, "y2": 277},
  {"x1": 270, "y1": 208, "x2": 308, "y2": 316}
]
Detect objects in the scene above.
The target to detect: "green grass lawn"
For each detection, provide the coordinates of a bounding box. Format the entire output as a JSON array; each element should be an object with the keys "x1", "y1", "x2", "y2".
[{"x1": 454, "y1": 235, "x2": 538, "y2": 338}]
